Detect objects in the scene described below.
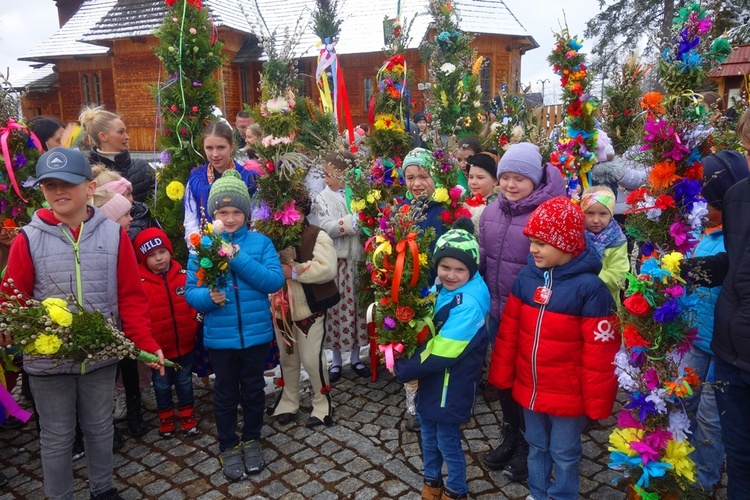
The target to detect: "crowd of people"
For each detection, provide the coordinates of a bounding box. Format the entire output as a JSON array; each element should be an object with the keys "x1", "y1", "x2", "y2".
[{"x1": 0, "y1": 102, "x2": 749, "y2": 500}]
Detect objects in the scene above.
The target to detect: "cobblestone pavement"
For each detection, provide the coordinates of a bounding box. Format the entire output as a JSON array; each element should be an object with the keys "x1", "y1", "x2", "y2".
[{"x1": 0, "y1": 367, "x2": 728, "y2": 499}]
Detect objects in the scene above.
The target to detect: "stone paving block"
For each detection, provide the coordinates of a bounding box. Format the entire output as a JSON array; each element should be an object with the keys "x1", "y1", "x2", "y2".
[
  {"x1": 152, "y1": 460, "x2": 183, "y2": 477},
  {"x1": 304, "y1": 431, "x2": 327, "y2": 447},
  {"x1": 142, "y1": 479, "x2": 171, "y2": 496},
  {"x1": 260, "y1": 480, "x2": 289, "y2": 498},
  {"x1": 311, "y1": 491, "x2": 339, "y2": 500},
  {"x1": 580, "y1": 457, "x2": 604, "y2": 477},
  {"x1": 284, "y1": 468, "x2": 310, "y2": 487},
  {"x1": 167, "y1": 444, "x2": 196, "y2": 457},
  {"x1": 336, "y1": 476, "x2": 365, "y2": 495},
  {"x1": 181, "y1": 478, "x2": 213, "y2": 498},
  {"x1": 116, "y1": 461, "x2": 145, "y2": 478},
  {"x1": 468, "y1": 478, "x2": 495, "y2": 493},
  {"x1": 343, "y1": 456, "x2": 372, "y2": 475},
  {"x1": 297, "y1": 480, "x2": 325, "y2": 497},
  {"x1": 319, "y1": 469, "x2": 348, "y2": 483},
  {"x1": 353, "y1": 487, "x2": 379, "y2": 500},
  {"x1": 280, "y1": 493, "x2": 305, "y2": 500},
  {"x1": 266, "y1": 457, "x2": 293, "y2": 474},
  {"x1": 373, "y1": 414, "x2": 400, "y2": 429},
  {"x1": 383, "y1": 458, "x2": 423, "y2": 488},
  {"x1": 290, "y1": 447, "x2": 317, "y2": 463},
  {"x1": 588, "y1": 485, "x2": 625, "y2": 499},
  {"x1": 359, "y1": 468, "x2": 386, "y2": 484},
  {"x1": 303, "y1": 456, "x2": 333, "y2": 475},
  {"x1": 196, "y1": 491, "x2": 225, "y2": 500},
  {"x1": 158, "y1": 490, "x2": 185, "y2": 500},
  {"x1": 350, "y1": 410, "x2": 378, "y2": 423},
  {"x1": 227, "y1": 482, "x2": 256, "y2": 498},
  {"x1": 172, "y1": 468, "x2": 199, "y2": 483},
  {"x1": 184, "y1": 450, "x2": 210, "y2": 466},
  {"x1": 141, "y1": 452, "x2": 166, "y2": 467},
  {"x1": 381, "y1": 479, "x2": 411, "y2": 497}
]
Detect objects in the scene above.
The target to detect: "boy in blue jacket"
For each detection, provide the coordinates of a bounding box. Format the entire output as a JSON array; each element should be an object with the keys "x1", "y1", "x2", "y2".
[
  {"x1": 185, "y1": 170, "x2": 285, "y2": 482},
  {"x1": 392, "y1": 217, "x2": 489, "y2": 500}
]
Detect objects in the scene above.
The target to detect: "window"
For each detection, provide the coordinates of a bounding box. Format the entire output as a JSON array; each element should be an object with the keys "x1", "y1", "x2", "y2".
[
  {"x1": 80, "y1": 73, "x2": 102, "y2": 106},
  {"x1": 480, "y1": 58, "x2": 492, "y2": 104},
  {"x1": 297, "y1": 60, "x2": 312, "y2": 98},
  {"x1": 363, "y1": 77, "x2": 373, "y2": 113}
]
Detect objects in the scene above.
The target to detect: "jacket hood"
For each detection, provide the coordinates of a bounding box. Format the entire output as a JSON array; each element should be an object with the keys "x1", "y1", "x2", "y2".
[
  {"x1": 496, "y1": 163, "x2": 566, "y2": 216},
  {"x1": 524, "y1": 243, "x2": 603, "y2": 280}
]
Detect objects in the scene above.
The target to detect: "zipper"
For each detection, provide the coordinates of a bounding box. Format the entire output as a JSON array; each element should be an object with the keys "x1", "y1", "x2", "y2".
[
  {"x1": 229, "y1": 234, "x2": 244, "y2": 348},
  {"x1": 440, "y1": 368, "x2": 450, "y2": 408},
  {"x1": 529, "y1": 269, "x2": 553, "y2": 409},
  {"x1": 60, "y1": 221, "x2": 85, "y2": 304},
  {"x1": 162, "y1": 273, "x2": 181, "y2": 357}
]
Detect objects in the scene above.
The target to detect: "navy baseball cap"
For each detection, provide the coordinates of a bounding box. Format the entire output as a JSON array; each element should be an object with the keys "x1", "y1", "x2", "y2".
[{"x1": 35, "y1": 147, "x2": 93, "y2": 185}]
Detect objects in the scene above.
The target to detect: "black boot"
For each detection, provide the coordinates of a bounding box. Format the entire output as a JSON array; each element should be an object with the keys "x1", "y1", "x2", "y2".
[
  {"x1": 126, "y1": 394, "x2": 148, "y2": 437},
  {"x1": 112, "y1": 423, "x2": 125, "y2": 451},
  {"x1": 503, "y1": 436, "x2": 529, "y2": 481},
  {"x1": 482, "y1": 423, "x2": 519, "y2": 470}
]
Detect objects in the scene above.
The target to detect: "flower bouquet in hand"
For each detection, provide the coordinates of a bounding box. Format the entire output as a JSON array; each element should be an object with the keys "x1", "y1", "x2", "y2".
[
  {"x1": 188, "y1": 212, "x2": 235, "y2": 298},
  {"x1": 0, "y1": 280, "x2": 176, "y2": 373}
]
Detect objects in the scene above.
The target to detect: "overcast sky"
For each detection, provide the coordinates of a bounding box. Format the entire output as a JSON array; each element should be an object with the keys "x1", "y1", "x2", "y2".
[{"x1": 1, "y1": 0, "x2": 601, "y2": 102}]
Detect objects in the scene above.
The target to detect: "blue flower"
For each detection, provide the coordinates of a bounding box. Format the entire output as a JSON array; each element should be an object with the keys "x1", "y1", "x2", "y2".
[
  {"x1": 641, "y1": 258, "x2": 672, "y2": 282},
  {"x1": 680, "y1": 50, "x2": 703, "y2": 71},
  {"x1": 421, "y1": 287, "x2": 431, "y2": 298},
  {"x1": 653, "y1": 299, "x2": 682, "y2": 323},
  {"x1": 12, "y1": 154, "x2": 27, "y2": 168},
  {"x1": 685, "y1": 148, "x2": 701, "y2": 166},
  {"x1": 570, "y1": 38, "x2": 583, "y2": 51},
  {"x1": 676, "y1": 29, "x2": 700, "y2": 58},
  {"x1": 200, "y1": 236, "x2": 212, "y2": 248},
  {"x1": 437, "y1": 31, "x2": 451, "y2": 42},
  {"x1": 624, "y1": 391, "x2": 658, "y2": 422},
  {"x1": 673, "y1": 178, "x2": 702, "y2": 209},
  {"x1": 677, "y1": 293, "x2": 700, "y2": 312}
]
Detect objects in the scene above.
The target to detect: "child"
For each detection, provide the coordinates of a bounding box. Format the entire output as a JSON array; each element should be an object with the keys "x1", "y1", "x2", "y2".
[
  {"x1": 93, "y1": 165, "x2": 160, "y2": 241},
  {"x1": 392, "y1": 217, "x2": 490, "y2": 500},
  {"x1": 453, "y1": 136, "x2": 481, "y2": 190},
  {"x1": 1, "y1": 147, "x2": 164, "y2": 500},
  {"x1": 268, "y1": 192, "x2": 340, "y2": 428},
  {"x1": 463, "y1": 152, "x2": 499, "y2": 235},
  {"x1": 134, "y1": 228, "x2": 201, "y2": 439},
  {"x1": 183, "y1": 121, "x2": 257, "y2": 245},
  {"x1": 311, "y1": 151, "x2": 370, "y2": 382},
  {"x1": 489, "y1": 196, "x2": 620, "y2": 500},
  {"x1": 185, "y1": 169, "x2": 285, "y2": 481},
  {"x1": 479, "y1": 142, "x2": 565, "y2": 477},
  {"x1": 92, "y1": 188, "x2": 133, "y2": 234},
  {"x1": 580, "y1": 186, "x2": 628, "y2": 305}
]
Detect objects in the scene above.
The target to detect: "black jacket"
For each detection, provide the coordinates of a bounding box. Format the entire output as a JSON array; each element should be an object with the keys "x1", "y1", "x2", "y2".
[
  {"x1": 127, "y1": 201, "x2": 160, "y2": 241},
  {"x1": 89, "y1": 149, "x2": 155, "y2": 203},
  {"x1": 697, "y1": 178, "x2": 750, "y2": 372}
]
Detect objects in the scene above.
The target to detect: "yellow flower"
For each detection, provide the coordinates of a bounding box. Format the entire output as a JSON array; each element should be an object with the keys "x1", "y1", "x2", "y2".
[
  {"x1": 663, "y1": 439, "x2": 696, "y2": 484},
  {"x1": 607, "y1": 427, "x2": 643, "y2": 456},
  {"x1": 419, "y1": 253, "x2": 428, "y2": 267},
  {"x1": 370, "y1": 190, "x2": 381, "y2": 201},
  {"x1": 440, "y1": 91, "x2": 448, "y2": 107},
  {"x1": 471, "y1": 56, "x2": 484, "y2": 76},
  {"x1": 42, "y1": 297, "x2": 73, "y2": 327},
  {"x1": 661, "y1": 251, "x2": 683, "y2": 277},
  {"x1": 35, "y1": 333, "x2": 63, "y2": 355},
  {"x1": 366, "y1": 194, "x2": 376, "y2": 204},
  {"x1": 218, "y1": 261, "x2": 228, "y2": 271},
  {"x1": 433, "y1": 187, "x2": 450, "y2": 204},
  {"x1": 350, "y1": 199, "x2": 367, "y2": 212},
  {"x1": 166, "y1": 181, "x2": 185, "y2": 201}
]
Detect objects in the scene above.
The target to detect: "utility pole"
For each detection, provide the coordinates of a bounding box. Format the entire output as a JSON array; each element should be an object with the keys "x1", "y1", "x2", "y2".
[{"x1": 537, "y1": 78, "x2": 550, "y2": 105}]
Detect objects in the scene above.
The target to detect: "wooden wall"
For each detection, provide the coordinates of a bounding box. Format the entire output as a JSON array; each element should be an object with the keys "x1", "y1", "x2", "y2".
[{"x1": 20, "y1": 89, "x2": 62, "y2": 119}]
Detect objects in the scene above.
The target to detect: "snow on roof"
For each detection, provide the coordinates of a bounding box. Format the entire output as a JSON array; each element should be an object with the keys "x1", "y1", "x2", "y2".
[
  {"x1": 10, "y1": 65, "x2": 58, "y2": 91},
  {"x1": 709, "y1": 44, "x2": 750, "y2": 78},
  {"x1": 19, "y1": 0, "x2": 116, "y2": 62}
]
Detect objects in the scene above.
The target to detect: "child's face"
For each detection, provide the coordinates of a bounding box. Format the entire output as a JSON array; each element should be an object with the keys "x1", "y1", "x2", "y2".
[
  {"x1": 583, "y1": 202, "x2": 612, "y2": 234},
  {"x1": 499, "y1": 173, "x2": 534, "y2": 202},
  {"x1": 115, "y1": 211, "x2": 133, "y2": 232},
  {"x1": 416, "y1": 120, "x2": 428, "y2": 132},
  {"x1": 436, "y1": 256, "x2": 470, "y2": 291},
  {"x1": 323, "y1": 162, "x2": 344, "y2": 191},
  {"x1": 468, "y1": 167, "x2": 498, "y2": 199},
  {"x1": 214, "y1": 207, "x2": 246, "y2": 233},
  {"x1": 528, "y1": 237, "x2": 573, "y2": 269},
  {"x1": 40, "y1": 179, "x2": 95, "y2": 222},
  {"x1": 204, "y1": 134, "x2": 233, "y2": 172},
  {"x1": 146, "y1": 248, "x2": 171, "y2": 274},
  {"x1": 404, "y1": 165, "x2": 435, "y2": 198},
  {"x1": 124, "y1": 188, "x2": 134, "y2": 203},
  {"x1": 454, "y1": 147, "x2": 473, "y2": 174}
]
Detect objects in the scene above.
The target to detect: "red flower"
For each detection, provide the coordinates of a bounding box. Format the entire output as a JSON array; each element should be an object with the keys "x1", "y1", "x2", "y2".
[
  {"x1": 440, "y1": 211, "x2": 456, "y2": 224},
  {"x1": 684, "y1": 163, "x2": 703, "y2": 181},
  {"x1": 465, "y1": 194, "x2": 486, "y2": 207},
  {"x1": 371, "y1": 270, "x2": 388, "y2": 286},
  {"x1": 654, "y1": 194, "x2": 675, "y2": 210},
  {"x1": 165, "y1": 0, "x2": 176, "y2": 6},
  {"x1": 623, "y1": 293, "x2": 651, "y2": 316},
  {"x1": 622, "y1": 324, "x2": 650, "y2": 349},
  {"x1": 416, "y1": 326, "x2": 431, "y2": 345},
  {"x1": 395, "y1": 305, "x2": 415, "y2": 322},
  {"x1": 498, "y1": 135, "x2": 509, "y2": 147},
  {"x1": 626, "y1": 188, "x2": 647, "y2": 205},
  {"x1": 170, "y1": 104, "x2": 179, "y2": 113}
]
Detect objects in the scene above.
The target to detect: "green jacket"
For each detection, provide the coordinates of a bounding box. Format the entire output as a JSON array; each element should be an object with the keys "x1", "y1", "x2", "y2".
[{"x1": 599, "y1": 242, "x2": 628, "y2": 307}]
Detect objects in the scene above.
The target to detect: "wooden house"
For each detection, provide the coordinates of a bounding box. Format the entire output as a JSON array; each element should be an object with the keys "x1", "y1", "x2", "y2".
[
  {"x1": 709, "y1": 44, "x2": 750, "y2": 108},
  {"x1": 16, "y1": 0, "x2": 537, "y2": 152}
]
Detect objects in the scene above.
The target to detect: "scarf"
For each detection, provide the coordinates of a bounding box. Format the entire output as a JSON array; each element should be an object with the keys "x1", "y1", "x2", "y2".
[{"x1": 586, "y1": 218, "x2": 626, "y2": 258}]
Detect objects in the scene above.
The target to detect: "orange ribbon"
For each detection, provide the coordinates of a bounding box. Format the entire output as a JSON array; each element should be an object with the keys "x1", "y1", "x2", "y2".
[{"x1": 391, "y1": 232, "x2": 420, "y2": 303}]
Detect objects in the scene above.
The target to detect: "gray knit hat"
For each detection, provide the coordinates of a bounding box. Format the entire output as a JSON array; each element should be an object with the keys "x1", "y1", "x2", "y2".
[
  {"x1": 208, "y1": 169, "x2": 252, "y2": 217},
  {"x1": 497, "y1": 142, "x2": 543, "y2": 186}
]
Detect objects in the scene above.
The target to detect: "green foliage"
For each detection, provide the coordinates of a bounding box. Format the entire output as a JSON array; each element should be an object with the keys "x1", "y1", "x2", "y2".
[
  {"x1": 603, "y1": 56, "x2": 650, "y2": 154},
  {"x1": 312, "y1": 0, "x2": 343, "y2": 43},
  {"x1": 151, "y1": 0, "x2": 225, "y2": 263},
  {"x1": 420, "y1": 0, "x2": 483, "y2": 137},
  {"x1": 292, "y1": 97, "x2": 339, "y2": 155}
]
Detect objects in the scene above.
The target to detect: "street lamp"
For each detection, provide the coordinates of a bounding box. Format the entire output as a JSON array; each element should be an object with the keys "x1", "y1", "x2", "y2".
[{"x1": 537, "y1": 78, "x2": 551, "y2": 105}]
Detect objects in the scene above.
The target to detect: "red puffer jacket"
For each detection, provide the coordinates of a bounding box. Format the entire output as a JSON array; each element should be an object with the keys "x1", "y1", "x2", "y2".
[
  {"x1": 488, "y1": 245, "x2": 620, "y2": 420},
  {"x1": 139, "y1": 261, "x2": 200, "y2": 360}
]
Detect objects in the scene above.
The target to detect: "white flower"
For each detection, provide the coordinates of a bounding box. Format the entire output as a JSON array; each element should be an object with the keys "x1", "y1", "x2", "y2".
[
  {"x1": 614, "y1": 349, "x2": 639, "y2": 391},
  {"x1": 266, "y1": 98, "x2": 290, "y2": 114},
  {"x1": 687, "y1": 200, "x2": 708, "y2": 229},
  {"x1": 668, "y1": 409, "x2": 692, "y2": 441},
  {"x1": 440, "y1": 63, "x2": 456, "y2": 74},
  {"x1": 502, "y1": 116, "x2": 512, "y2": 125},
  {"x1": 473, "y1": 101, "x2": 481, "y2": 108},
  {"x1": 646, "y1": 388, "x2": 668, "y2": 414},
  {"x1": 638, "y1": 195, "x2": 662, "y2": 221},
  {"x1": 490, "y1": 122, "x2": 501, "y2": 132}
]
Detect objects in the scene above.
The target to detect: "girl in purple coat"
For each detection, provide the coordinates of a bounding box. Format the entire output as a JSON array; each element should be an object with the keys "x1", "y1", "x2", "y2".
[{"x1": 478, "y1": 142, "x2": 565, "y2": 481}]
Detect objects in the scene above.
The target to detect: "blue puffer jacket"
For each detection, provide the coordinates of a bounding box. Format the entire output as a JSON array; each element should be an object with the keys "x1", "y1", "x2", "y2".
[
  {"x1": 394, "y1": 273, "x2": 490, "y2": 424},
  {"x1": 185, "y1": 225, "x2": 285, "y2": 350},
  {"x1": 691, "y1": 229, "x2": 724, "y2": 354}
]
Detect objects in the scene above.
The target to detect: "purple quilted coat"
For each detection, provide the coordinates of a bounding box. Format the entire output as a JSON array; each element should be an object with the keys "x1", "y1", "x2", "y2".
[{"x1": 479, "y1": 164, "x2": 566, "y2": 322}]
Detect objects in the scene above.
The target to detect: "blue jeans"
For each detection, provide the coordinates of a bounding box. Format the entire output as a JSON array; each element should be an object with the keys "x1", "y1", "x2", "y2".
[
  {"x1": 419, "y1": 415, "x2": 467, "y2": 496},
  {"x1": 523, "y1": 409, "x2": 587, "y2": 500},
  {"x1": 29, "y1": 363, "x2": 117, "y2": 500},
  {"x1": 208, "y1": 343, "x2": 269, "y2": 451},
  {"x1": 151, "y1": 352, "x2": 195, "y2": 411},
  {"x1": 714, "y1": 357, "x2": 750, "y2": 498},
  {"x1": 680, "y1": 348, "x2": 724, "y2": 490}
]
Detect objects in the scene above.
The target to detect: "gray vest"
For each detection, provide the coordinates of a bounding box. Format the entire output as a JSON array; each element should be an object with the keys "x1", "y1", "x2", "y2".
[{"x1": 22, "y1": 208, "x2": 122, "y2": 375}]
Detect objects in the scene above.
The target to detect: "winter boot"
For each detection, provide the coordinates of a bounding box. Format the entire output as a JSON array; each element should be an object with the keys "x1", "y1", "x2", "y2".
[
  {"x1": 503, "y1": 437, "x2": 529, "y2": 481},
  {"x1": 482, "y1": 423, "x2": 519, "y2": 470},
  {"x1": 421, "y1": 478, "x2": 443, "y2": 500},
  {"x1": 157, "y1": 409, "x2": 176, "y2": 439},
  {"x1": 126, "y1": 394, "x2": 148, "y2": 437},
  {"x1": 112, "y1": 423, "x2": 125, "y2": 451},
  {"x1": 442, "y1": 489, "x2": 468, "y2": 499},
  {"x1": 178, "y1": 405, "x2": 198, "y2": 436}
]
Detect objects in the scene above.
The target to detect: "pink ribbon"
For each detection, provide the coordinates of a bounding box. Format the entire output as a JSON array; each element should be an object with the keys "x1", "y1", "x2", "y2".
[
  {"x1": 0, "y1": 384, "x2": 32, "y2": 423},
  {"x1": 378, "y1": 342, "x2": 404, "y2": 369},
  {"x1": 0, "y1": 118, "x2": 44, "y2": 203}
]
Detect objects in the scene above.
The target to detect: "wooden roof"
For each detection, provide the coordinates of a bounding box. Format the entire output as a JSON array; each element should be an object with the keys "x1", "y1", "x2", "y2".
[{"x1": 709, "y1": 44, "x2": 750, "y2": 78}]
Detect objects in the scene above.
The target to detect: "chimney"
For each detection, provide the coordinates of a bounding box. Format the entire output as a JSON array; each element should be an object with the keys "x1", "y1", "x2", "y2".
[{"x1": 55, "y1": 0, "x2": 86, "y2": 27}]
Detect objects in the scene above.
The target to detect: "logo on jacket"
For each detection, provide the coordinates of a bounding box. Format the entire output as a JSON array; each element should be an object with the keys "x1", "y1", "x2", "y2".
[
  {"x1": 175, "y1": 286, "x2": 186, "y2": 296},
  {"x1": 593, "y1": 320, "x2": 615, "y2": 342}
]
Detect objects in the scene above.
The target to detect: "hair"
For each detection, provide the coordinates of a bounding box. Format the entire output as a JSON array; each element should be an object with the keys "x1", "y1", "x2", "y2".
[
  {"x1": 456, "y1": 136, "x2": 482, "y2": 154},
  {"x1": 236, "y1": 110, "x2": 251, "y2": 119},
  {"x1": 247, "y1": 123, "x2": 262, "y2": 139},
  {"x1": 201, "y1": 121, "x2": 234, "y2": 146},
  {"x1": 356, "y1": 123, "x2": 370, "y2": 134},
  {"x1": 701, "y1": 91, "x2": 724, "y2": 112},
  {"x1": 28, "y1": 116, "x2": 65, "y2": 151},
  {"x1": 323, "y1": 150, "x2": 357, "y2": 172},
  {"x1": 582, "y1": 185, "x2": 615, "y2": 198},
  {"x1": 738, "y1": 108, "x2": 750, "y2": 144},
  {"x1": 91, "y1": 187, "x2": 117, "y2": 208},
  {"x1": 91, "y1": 164, "x2": 122, "y2": 184},
  {"x1": 79, "y1": 105, "x2": 120, "y2": 148}
]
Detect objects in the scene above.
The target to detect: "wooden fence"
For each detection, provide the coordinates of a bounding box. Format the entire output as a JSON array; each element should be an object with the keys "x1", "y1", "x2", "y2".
[{"x1": 534, "y1": 104, "x2": 565, "y2": 137}]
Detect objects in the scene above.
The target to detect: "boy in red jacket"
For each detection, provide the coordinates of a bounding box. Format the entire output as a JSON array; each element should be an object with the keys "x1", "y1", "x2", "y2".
[
  {"x1": 488, "y1": 197, "x2": 620, "y2": 500},
  {"x1": 134, "y1": 228, "x2": 201, "y2": 438}
]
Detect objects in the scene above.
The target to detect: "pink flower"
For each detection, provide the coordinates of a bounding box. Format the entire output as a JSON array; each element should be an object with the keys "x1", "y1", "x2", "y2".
[
  {"x1": 189, "y1": 27, "x2": 197, "y2": 35},
  {"x1": 669, "y1": 220, "x2": 698, "y2": 253},
  {"x1": 643, "y1": 368, "x2": 660, "y2": 390},
  {"x1": 449, "y1": 186, "x2": 464, "y2": 201},
  {"x1": 664, "y1": 284, "x2": 685, "y2": 298},
  {"x1": 274, "y1": 201, "x2": 301, "y2": 226},
  {"x1": 617, "y1": 412, "x2": 644, "y2": 429}
]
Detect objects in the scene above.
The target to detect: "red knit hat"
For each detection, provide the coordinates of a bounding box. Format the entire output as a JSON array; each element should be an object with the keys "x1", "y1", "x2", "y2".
[
  {"x1": 133, "y1": 228, "x2": 173, "y2": 263},
  {"x1": 523, "y1": 196, "x2": 586, "y2": 253}
]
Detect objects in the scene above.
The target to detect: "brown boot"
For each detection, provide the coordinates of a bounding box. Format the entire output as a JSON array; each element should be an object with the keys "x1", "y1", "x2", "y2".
[{"x1": 421, "y1": 482, "x2": 443, "y2": 500}]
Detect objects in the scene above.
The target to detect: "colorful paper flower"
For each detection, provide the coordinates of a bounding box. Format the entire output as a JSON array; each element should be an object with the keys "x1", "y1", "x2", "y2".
[
  {"x1": 42, "y1": 297, "x2": 73, "y2": 327},
  {"x1": 35, "y1": 333, "x2": 63, "y2": 355}
]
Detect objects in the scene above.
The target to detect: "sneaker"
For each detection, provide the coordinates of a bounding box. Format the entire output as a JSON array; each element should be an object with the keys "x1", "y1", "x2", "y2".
[
  {"x1": 241, "y1": 440, "x2": 264, "y2": 475},
  {"x1": 72, "y1": 438, "x2": 85, "y2": 461},
  {"x1": 141, "y1": 387, "x2": 157, "y2": 412},
  {"x1": 113, "y1": 394, "x2": 127, "y2": 421},
  {"x1": 220, "y1": 447, "x2": 246, "y2": 482}
]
